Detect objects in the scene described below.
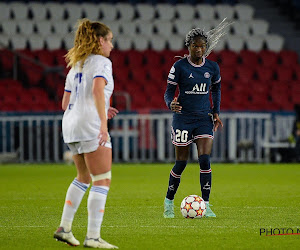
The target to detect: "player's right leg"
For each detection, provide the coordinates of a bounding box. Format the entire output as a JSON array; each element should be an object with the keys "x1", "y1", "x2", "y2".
[
  {"x1": 54, "y1": 148, "x2": 91, "y2": 246},
  {"x1": 83, "y1": 142, "x2": 118, "y2": 249},
  {"x1": 164, "y1": 143, "x2": 189, "y2": 218}
]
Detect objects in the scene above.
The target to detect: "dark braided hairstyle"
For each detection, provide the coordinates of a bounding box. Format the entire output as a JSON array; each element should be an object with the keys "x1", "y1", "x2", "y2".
[{"x1": 185, "y1": 18, "x2": 233, "y2": 57}]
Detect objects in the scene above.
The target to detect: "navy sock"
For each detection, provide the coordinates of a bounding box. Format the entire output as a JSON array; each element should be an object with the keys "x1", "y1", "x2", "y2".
[
  {"x1": 199, "y1": 154, "x2": 212, "y2": 202},
  {"x1": 166, "y1": 160, "x2": 187, "y2": 200}
]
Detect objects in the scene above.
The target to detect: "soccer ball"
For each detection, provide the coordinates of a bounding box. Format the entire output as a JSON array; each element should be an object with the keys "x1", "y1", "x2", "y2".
[
  {"x1": 180, "y1": 195, "x2": 206, "y2": 218},
  {"x1": 63, "y1": 150, "x2": 73, "y2": 164}
]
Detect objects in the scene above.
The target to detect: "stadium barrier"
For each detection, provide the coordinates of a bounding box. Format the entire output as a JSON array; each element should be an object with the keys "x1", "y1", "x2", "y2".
[{"x1": 0, "y1": 112, "x2": 295, "y2": 163}]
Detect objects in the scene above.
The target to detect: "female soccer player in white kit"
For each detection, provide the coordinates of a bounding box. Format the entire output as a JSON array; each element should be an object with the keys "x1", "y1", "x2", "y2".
[{"x1": 54, "y1": 19, "x2": 118, "y2": 249}]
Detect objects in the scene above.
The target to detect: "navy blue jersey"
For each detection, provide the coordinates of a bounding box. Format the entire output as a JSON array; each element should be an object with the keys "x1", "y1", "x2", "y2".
[{"x1": 164, "y1": 56, "x2": 221, "y2": 116}]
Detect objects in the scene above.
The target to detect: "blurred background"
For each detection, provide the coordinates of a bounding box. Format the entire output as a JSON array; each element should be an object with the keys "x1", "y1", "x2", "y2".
[{"x1": 0, "y1": 0, "x2": 299, "y2": 164}]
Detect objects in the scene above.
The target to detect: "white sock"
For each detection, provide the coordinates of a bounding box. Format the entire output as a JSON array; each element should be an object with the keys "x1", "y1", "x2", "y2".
[
  {"x1": 87, "y1": 185, "x2": 109, "y2": 239},
  {"x1": 60, "y1": 178, "x2": 90, "y2": 231}
]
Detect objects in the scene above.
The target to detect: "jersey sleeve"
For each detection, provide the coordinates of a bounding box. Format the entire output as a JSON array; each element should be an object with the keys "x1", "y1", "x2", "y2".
[
  {"x1": 164, "y1": 63, "x2": 180, "y2": 109},
  {"x1": 211, "y1": 62, "x2": 221, "y2": 114},
  {"x1": 64, "y1": 69, "x2": 73, "y2": 92},
  {"x1": 93, "y1": 57, "x2": 112, "y2": 83}
]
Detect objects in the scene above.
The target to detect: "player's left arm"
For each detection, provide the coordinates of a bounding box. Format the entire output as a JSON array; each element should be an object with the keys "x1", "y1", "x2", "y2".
[{"x1": 211, "y1": 63, "x2": 223, "y2": 131}]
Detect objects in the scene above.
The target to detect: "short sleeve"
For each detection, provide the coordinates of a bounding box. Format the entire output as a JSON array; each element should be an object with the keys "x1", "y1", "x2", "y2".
[
  {"x1": 93, "y1": 57, "x2": 112, "y2": 83},
  {"x1": 211, "y1": 62, "x2": 221, "y2": 84},
  {"x1": 64, "y1": 69, "x2": 73, "y2": 92}
]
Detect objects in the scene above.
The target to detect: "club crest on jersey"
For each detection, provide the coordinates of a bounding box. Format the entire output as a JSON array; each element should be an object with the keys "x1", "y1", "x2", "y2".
[
  {"x1": 204, "y1": 72, "x2": 210, "y2": 78},
  {"x1": 189, "y1": 73, "x2": 194, "y2": 78}
]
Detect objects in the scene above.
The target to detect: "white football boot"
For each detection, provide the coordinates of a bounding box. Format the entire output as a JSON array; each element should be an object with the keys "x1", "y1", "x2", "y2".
[
  {"x1": 53, "y1": 227, "x2": 80, "y2": 246},
  {"x1": 83, "y1": 237, "x2": 118, "y2": 249}
]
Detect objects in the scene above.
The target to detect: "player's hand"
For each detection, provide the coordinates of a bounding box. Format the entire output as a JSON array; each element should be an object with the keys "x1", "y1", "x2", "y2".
[
  {"x1": 98, "y1": 124, "x2": 108, "y2": 146},
  {"x1": 213, "y1": 113, "x2": 223, "y2": 132},
  {"x1": 170, "y1": 97, "x2": 182, "y2": 113},
  {"x1": 108, "y1": 107, "x2": 119, "y2": 119}
]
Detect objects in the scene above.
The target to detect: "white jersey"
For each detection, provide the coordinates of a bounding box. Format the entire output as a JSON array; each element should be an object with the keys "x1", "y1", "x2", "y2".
[{"x1": 62, "y1": 54, "x2": 114, "y2": 143}]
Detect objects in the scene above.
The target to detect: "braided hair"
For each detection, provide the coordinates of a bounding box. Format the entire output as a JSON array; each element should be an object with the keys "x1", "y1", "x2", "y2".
[{"x1": 185, "y1": 18, "x2": 233, "y2": 57}]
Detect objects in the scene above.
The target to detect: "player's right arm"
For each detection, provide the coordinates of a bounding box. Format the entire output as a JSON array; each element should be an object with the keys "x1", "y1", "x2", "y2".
[
  {"x1": 164, "y1": 64, "x2": 181, "y2": 111},
  {"x1": 62, "y1": 70, "x2": 73, "y2": 110}
]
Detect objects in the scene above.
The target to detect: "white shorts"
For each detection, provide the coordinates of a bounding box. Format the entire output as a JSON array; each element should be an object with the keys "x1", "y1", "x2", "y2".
[{"x1": 67, "y1": 137, "x2": 112, "y2": 155}]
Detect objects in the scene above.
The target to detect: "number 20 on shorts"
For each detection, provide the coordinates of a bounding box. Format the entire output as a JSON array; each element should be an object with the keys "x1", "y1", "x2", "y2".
[{"x1": 175, "y1": 129, "x2": 188, "y2": 143}]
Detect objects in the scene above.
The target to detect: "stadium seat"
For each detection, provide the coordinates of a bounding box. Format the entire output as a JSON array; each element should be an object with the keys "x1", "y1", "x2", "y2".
[
  {"x1": 278, "y1": 50, "x2": 299, "y2": 67},
  {"x1": 10, "y1": 2, "x2": 29, "y2": 20},
  {"x1": 255, "y1": 67, "x2": 275, "y2": 82},
  {"x1": 28, "y1": 35, "x2": 45, "y2": 50},
  {"x1": 167, "y1": 35, "x2": 184, "y2": 51},
  {"x1": 264, "y1": 34, "x2": 284, "y2": 52},
  {"x1": 63, "y1": 33, "x2": 74, "y2": 50},
  {"x1": 231, "y1": 21, "x2": 250, "y2": 37},
  {"x1": 46, "y1": 2, "x2": 65, "y2": 20},
  {"x1": 10, "y1": 35, "x2": 28, "y2": 50},
  {"x1": 245, "y1": 36, "x2": 264, "y2": 52},
  {"x1": 218, "y1": 50, "x2": 239, "y2": 66},
  {"x1": 275, "y1": 66, "x2": 294, "y2": 82},
  {"x1": 147, "y1": 67, "x2": 166, "y2": 82},
  {"x1": 0, "y1": 49, "x2": 14, "y2": 73},
  {"x1": 173, "y1": 20, "x2": 194, "y2": 36},
  {"x1": 155, "y1": 4, "x2": 176, "y2": 21},
  {"x1": 64, "y1": 2, "x2": 83, "y2": 22},
  {"x1": 132, "y1": 35, "x2": 149, "y2": 51},
  {"x1": 129, "y1": 67, "x2": 148, "y2": 82},
  {"x1": 29, "y1": 2, "x2": 48, "y2": 21},
  {"x1": 46, "y1": 35, "x2": 63, "y2": 50},
  {"x1": 35, "y1": 21, "x2": 53, "y2": 38},
  {"x1": 196, "y1": 4, "x2": 215, "y2": 20},
  {"x1": 192, "y1": 20, "x2": 214, "y2": 32},
  {"x1": 82, "y1": 3, "x2": 100, "y2": 20},
  {"x1": 149, "y1": 35, "x2": 167, "y2": 51},
  {"x1": 154, "y1": 20, "x2": 173, "y2": 38},
  {"x1": 234, "y1": 4, "x2": 255, "y2": 21},
  {"x1": 236, "y1": 66, "x2": 255, "y2": 82},
  {"x1": 119, "y1": 21, "x2": 137, "y2": 37},
  {"x1": 0, "y1": 3, "x2": 10, "y2": 22},
  {"x1": 213, "y1": 38, "x2": 226, "y2": 52},
  {"x1": 144, "y1": 50, "x2": 163, "y2": 66},
  {"x1": 219, "y1": 66, "x2": 236, "y2": 82},
  {"x1": 1, "y1": 20, "x2": 18, "y2": 36},
  {"x1": 239, "y1": 50, "x2": 259, "y2": 68},
  {"x1": 99, "y1": 3, "x2": 118, "y2": 21},
  {"x1": 135, "y1": 20, "x2": 155, "y2": 37},
  {"x1": 106, "y1": 21, "x2": 121, "y2": 37},
  {"x1": 215, "y1": 4, "x2": 235, "y2": 20},
  {"x1": 226, "y1": 35, "x2": 245, "y2": 52},
  {"x1": 175, "y1": 4, "x2": 196, "y2": 21},
  {"x1": 52, "y1": 21, "x2": 71, "y2": 36},
  {"x1": 0, "y1": 35, "x2": 10, "y2": 49},
  {"x1": 17, "y1": 20, "x2": 35, "y2": 36},
  {"x1": 35, "y1": 49, "x2": 56, "y2": 66},
  {"x1": 249, "y1": 19, "x2": 269, "y2": 36},
  {"x1": 259, "y1": 50, "x2": 279, "y2": 68},
  {"x1": 136, "y1": 3, "x2": 155, "y2": 21},
  {"x1": 115, "y1": 35, "x2": 133, "y2": 51},
  {"x1": 116, "y1": 3, "x2": 135, "y2": 21},
  {"x1": 127, "y1": 50, "x2": 145, "y2": 68}
]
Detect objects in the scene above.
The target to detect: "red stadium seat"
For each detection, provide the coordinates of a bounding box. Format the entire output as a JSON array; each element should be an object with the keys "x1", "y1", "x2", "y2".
[
  {"x1": 220, "y1": 66, "x2": 236, "y2": 82},
  {"x1": 34, "y1": 49, "x2": 56, "y2": 66},
  {"x1": 259, "y1": 50, "x2": 279, "y2": 68},
  {"x1": 206, "y1": 51, "x2": 218, "y2": 62},
  {"x1": 255, "y1": 67, "x2": 275, "y2": 82},
  {"x1": 278, "y1": 50, "x2": 299, "y2": 67},
  {"x1": 218, "y1": 50, "x2": 239, "y2": 66},
  {"x1": 236, "y1": 66, "x2": 255, "y2": 82},
  {"x1": 147, "y1": 67, "x2": 166, "y2": 81},
  {"x1": 110, "y1": 50, "x2": 127, "y2": 68},
  {"x1": 126, "y1": 50, "x2": 145, "y2": 68},
  {"x1": 113, "y1": 66, "x2": 130, "y2": 82},
  {"x1": 129, "y1": 67, "x2": 148, "y2": 82},
  {"x1": 0, "y1": 49, "x2": 14, "y2": 73},
  {"x1": 275, "y1": 66, "x2": 294, "y2": 82},
  {"x1": 239, "y1": 50, "x2": 259, "y2": 68},
  {"x1": 144, "y1": 50, "x2": 163, "y2": 66}
]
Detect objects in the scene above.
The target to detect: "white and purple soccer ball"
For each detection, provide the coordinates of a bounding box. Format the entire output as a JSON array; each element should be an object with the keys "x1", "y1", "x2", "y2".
[{"x1": 180, "y1": 195, "x2": 206, "y2": 219}]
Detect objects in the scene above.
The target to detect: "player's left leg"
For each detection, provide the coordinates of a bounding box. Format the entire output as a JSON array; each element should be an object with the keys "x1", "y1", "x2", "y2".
[
  {"x1": 83, "y1": 144, "x2": 118, "y2": 249},
  {"x1": 54, "y1": 153, "x2": 91, "y2": 246},
  {"x1": 195, "y1": 138, "x2": 216, "y2": 217}
]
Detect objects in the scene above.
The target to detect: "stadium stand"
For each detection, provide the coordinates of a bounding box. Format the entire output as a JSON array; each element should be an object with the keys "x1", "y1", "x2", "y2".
[{"x1": 0, "y1": 0, "x2": 299, "y2": 113}]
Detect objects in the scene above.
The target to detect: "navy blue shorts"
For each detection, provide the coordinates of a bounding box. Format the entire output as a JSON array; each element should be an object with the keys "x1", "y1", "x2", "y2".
[{"x1": 171, "y1": 113, "x2": 214, "y2": 146}]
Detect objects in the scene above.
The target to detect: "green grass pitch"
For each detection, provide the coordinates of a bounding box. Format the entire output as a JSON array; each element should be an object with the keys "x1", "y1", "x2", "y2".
[{"x1": 0, "y1": 163, "x2": 299, "y2": 249}]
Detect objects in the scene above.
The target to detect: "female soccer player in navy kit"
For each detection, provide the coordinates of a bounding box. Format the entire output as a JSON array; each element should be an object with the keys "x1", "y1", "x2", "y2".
[{"x1": 163, "y1": 20, "x2": 231, "y2": 218}]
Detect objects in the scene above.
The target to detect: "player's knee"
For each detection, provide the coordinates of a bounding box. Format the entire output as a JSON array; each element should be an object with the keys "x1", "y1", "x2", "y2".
[
  {"x1": 198, "y1": 154, "x2": 210, "y2": 170},
  {"x1": 77, "y1": 173, "x2": 91, "y2": 184},
  {"x1": 172, "y1": 160, "x2": 188, "y2": 175},
  {"x1": 90, "y1": 171, "x2": 111, "y2": 186}
]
